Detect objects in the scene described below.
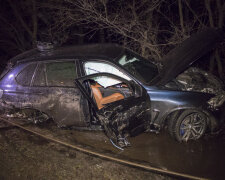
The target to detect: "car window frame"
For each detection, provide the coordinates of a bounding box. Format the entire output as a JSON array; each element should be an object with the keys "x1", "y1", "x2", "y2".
[
  {"x1": 31, "y1": 59, "x2": 79, "y2": 88},
  {"x1": 84, "y1": 59, "x2": 133, "y2": 78}
]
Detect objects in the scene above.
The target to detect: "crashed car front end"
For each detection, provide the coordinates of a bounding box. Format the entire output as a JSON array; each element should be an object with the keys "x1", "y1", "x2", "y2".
[
  {"x1": 145, "y1": 28, "x2": 225, "y2": 136},
  {"x1": 175, "y1": 67, "x2": 225, "y2": 127},
  {"x1": 147, "y1": 67, "x2": 225, "y2": 137},
  {"x1": 175, "y1": 67, "x2": 225, "y2": 110}
]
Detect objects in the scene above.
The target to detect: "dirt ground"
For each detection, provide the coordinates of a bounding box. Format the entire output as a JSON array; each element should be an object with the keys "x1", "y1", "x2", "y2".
[
  {"x1": 0, "y1": 125, "x2": 172, "y2": 180},
  {"x1": 1, "y1": 116, "x2": 225, "y2": 180}
]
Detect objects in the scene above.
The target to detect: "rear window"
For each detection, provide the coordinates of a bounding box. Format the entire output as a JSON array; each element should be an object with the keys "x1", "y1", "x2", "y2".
[{"x1": 16, "y1": 63, "x2": 37, "y2": 86}]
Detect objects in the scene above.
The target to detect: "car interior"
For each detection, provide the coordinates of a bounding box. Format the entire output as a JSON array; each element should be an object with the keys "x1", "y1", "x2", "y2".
[{"x1": 84, "y1": 61, "x2": 133, "y2": 109}]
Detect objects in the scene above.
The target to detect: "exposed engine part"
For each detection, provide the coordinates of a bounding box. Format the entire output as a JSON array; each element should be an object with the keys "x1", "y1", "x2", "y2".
[
  {"x1": 176, "y1": 67, "x2": 224, "y2": 95},
  {"x1": 166, "y1": 67, "x2": 225, "y2": 109}
]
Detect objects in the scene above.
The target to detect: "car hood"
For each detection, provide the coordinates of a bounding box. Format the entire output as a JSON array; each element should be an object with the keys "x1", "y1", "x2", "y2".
[{"x1": 152, "y1": 28, "x2": 224, "y2": 85}]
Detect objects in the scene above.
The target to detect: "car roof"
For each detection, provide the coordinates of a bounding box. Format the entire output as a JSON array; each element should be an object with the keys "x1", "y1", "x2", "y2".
[{"x1": 9, "y1": 43, "x2": 125, "y2": 65}]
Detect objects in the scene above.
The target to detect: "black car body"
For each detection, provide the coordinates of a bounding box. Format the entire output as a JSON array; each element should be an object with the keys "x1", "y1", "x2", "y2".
[{"x1": 0, "y1": 28, "x2": 224, "y2": 147}]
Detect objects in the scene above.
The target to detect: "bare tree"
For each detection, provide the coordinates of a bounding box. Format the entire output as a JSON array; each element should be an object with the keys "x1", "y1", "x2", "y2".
[
  {"x1": 6, "y1": 0, "x2": 38, "y2": 47},
  {"x1": 159, "y1": 0, "x2": 225, "y2": 79},
  {"x1": 43, "y1": 0, "x2": 166, "y2": 60},
  {"x1": 0, "y1": 0, "x2": 39, "y2": 59},
  {"x1": 204, "y1": 0, "x2": 225, "y2": 78}
]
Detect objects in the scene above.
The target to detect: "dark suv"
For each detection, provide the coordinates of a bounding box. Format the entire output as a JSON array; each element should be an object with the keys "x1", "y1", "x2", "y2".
[{"x1": 0, "y1": 28, "x2": 224, "y2": 148}]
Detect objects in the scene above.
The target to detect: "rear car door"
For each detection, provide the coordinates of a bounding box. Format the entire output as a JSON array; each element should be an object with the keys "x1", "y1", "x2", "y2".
[
  {"x1": 30, "y1": 60, "x2": 90, "y2": 127},
  {"x1": 75, "y1": 73, "x2": 151, "y2": 148}
]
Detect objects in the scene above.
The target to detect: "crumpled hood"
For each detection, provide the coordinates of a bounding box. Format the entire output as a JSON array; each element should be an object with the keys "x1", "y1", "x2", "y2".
[
  {"x1": 176, "y1": 67, "x2": 225, "y2": 108},
  {"x1": 153, "y1": 28, "x2": 224, "y2": 85}
]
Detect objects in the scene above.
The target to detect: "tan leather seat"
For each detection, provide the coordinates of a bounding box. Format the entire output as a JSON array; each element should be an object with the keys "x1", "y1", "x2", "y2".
[{"x1": 91, "y1": 84, "x2": 124, "y2": 109}]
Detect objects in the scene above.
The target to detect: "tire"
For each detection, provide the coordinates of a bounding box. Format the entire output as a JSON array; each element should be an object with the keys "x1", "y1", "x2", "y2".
[{"x1": 168, "y1": 110, "x2": 208, "y2": 142}]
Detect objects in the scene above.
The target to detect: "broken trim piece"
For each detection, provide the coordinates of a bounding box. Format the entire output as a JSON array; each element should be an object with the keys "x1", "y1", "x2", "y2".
[{"x1": 110, "y1": 139, "x2": 124, "y2": 151}]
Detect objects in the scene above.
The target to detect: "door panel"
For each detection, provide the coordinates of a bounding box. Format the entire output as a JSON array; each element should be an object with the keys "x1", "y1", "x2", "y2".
[
  {"x1": 97, "y1": 95, "x2": 151, "y2": 146},
  {"x1": 48, "y1": 87, "x2": 85, "y2": 127}
]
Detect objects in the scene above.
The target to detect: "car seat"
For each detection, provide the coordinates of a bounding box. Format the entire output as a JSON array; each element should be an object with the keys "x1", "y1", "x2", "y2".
[{"x1": 91, "y1": 83, "x2": 124, "y2": 109}]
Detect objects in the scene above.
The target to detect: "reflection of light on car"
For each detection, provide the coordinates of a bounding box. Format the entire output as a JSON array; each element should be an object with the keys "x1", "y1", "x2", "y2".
[
  {"x1": 118, "y1": 55, "x2": 137, "y2": 65},
  {"x1": 85, "y1": 61, "x2": 131, "y2": 87},
  {"x1": 8, "y1": 74, "x2": 14, "y2": 79},
  {"x1": 5, "y1": 84, "x2": 12, "y2": 88},
  {"x1": 95, "y1": 76, "x2": 121, "y2": 88}
]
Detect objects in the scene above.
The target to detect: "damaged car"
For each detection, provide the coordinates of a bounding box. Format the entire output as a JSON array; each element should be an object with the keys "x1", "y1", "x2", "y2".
[{"x1": 0, "y1": 28, "x2": 224, "y2": 148}]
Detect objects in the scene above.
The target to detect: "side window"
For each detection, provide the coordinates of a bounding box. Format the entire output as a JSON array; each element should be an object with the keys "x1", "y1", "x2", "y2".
[
  {"x1": 84, "y1": 61, "x2": 130, "y2": 87},
  {"x1": 46, "y1": 61, "x2": 77, "y2": 87},
  {"x1": 33, "y1": 61, "x2": 77, "y2": 87},
  {"x1": 16, "y1": 63, "x2": 37, "y2": 86}
]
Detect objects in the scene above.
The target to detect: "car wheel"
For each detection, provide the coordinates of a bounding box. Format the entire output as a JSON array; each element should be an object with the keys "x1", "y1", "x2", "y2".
[{"x1": 168, "y1": 110, "x2": 207, "y2": 142}]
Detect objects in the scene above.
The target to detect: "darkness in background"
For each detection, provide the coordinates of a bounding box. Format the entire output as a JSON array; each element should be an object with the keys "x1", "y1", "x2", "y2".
[{"x1": 0, "y1": 0, "x2": 224, "y2": 81}]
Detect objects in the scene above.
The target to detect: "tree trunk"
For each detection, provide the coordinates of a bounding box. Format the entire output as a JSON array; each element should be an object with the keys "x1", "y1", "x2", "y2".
[
  {"x1": 141, "y1": 31, "x2": 148, "y2": 58},
  {"x1": 205, "y1": 0, "x2": 214, "y2": 27},
  {"x1": 7, "y1": 0, "x2": 33, "y2": 38},
  {"x1": 215, "y1": 49, "x2": 223, "y2": 78},
  {"x1": 216, "y1": 0, "x2": 224, "y2": 28},
  {"x1": 178, "y1": 0, "x2": 185, "y2": 33}
]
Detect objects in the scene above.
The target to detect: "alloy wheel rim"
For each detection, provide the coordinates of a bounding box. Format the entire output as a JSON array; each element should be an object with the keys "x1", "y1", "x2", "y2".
[{"x1": 179, "y1": 113, "x2": 206, "y2": 141}]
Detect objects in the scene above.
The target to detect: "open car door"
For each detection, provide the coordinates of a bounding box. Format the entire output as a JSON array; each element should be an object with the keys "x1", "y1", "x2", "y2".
[{"x1": 75, "y1": 73, "x2": 151, "y2": 148}]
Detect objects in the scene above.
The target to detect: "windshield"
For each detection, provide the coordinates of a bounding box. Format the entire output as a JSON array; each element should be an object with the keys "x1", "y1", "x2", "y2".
[{"x1": 117, "y1": 50, "x2": 158, "y2": 84}]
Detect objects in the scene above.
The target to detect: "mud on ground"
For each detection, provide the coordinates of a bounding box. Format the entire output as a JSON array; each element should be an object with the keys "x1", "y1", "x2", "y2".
[{"x1": 0, "y1": 123, "x2": 172, "y2": 180}]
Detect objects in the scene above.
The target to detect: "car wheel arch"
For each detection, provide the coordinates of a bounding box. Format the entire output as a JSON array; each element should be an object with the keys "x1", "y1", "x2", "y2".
[{"x1": 162, "y1": 107, "x2": 217, "y2": 133}]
